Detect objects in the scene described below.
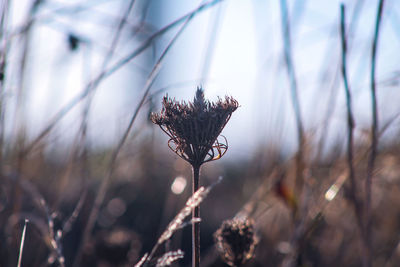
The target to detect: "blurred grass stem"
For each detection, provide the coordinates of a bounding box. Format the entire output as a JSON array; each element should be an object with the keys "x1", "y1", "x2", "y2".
[
  {"x1": 279, "y1": 0, "x2": 305, "y2": 197},
  {"x1": 317, "y1": 0, "x2": 365, "y2": 158},
  {"x1": 365, "y1": 0, "x2": 384, "y2": 266},
  {"x1": 340, "y1": 4, "x2": 367, "y2": 264}
]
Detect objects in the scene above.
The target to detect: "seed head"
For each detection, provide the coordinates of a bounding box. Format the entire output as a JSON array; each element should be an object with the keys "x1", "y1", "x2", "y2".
[
  {"x1": 151, "y1": 87, "x2": 238, "y2": 166},
  {"x1": 214, "y1": 218, "x2": 258, "y2": 267}
]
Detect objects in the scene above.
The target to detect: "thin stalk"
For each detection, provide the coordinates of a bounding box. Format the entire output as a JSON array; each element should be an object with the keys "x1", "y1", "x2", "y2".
[
  {"x1": 279, "y1": 0, "x2": 305, "y2": 197},
  {"x1": 365, "y1": 0, "x2": 384, "y2": 266},
  {"x1": 340, "y1": 4, "x2": 366, "y2": 263},
  {"x1": 17, "y1": 219, "x2": 29, "y2": 267},
  {"x1": 316, "y1": 0, "x2": 365, "y2": 159},
  {"x1": 192, "y1": 164, "x2": 201, "y2": 267}
]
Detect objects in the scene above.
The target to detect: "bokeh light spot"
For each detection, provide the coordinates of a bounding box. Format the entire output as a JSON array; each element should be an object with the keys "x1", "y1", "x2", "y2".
[
  {"x1": 171, "y1": 176, "x2": 187, "y2": 195},
  {"x1": 325, "y1": 174, "x2": 346, "y2": 202}
]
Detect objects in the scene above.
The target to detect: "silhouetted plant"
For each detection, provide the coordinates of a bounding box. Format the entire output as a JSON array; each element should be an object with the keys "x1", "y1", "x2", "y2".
[{"x1": 151, "y1": 87, "x2": 238, "y2": 267}]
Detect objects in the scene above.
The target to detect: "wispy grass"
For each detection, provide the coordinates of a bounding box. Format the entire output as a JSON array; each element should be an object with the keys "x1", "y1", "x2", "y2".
[
  {"x1": 1, "y1": 1, "x2": 400, "y2": 267},
  {"x1": 23, "y1": 0, "x2": 224, "y2": 156}
]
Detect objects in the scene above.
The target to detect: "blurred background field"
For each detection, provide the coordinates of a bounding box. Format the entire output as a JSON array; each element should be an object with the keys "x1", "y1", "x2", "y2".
[{"x1": 1, "y1": 0, "x2": 400, "y2": 266}]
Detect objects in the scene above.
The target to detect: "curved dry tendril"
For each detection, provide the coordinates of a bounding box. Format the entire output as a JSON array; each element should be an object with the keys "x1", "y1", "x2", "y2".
[
  {"x1": 205, "y1": 135, "x2": 228, "y2": 163},
  {"x1": 167, "y1": 135, "x2": 228, "y2": 164},
  {"x1": 168, "y1": 138, "x2": 190, "y2": 162}
]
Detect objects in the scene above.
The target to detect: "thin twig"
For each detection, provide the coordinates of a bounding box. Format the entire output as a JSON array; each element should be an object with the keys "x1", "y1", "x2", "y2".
[{"x1": 365, "y1": 0, "x2": 385, "y2": 266}]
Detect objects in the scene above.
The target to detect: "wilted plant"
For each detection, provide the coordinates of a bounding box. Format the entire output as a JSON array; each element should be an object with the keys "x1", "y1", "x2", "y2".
[
  {"x1": 151, "y1": 87, "x2": 238, "y2": 267},
  {"x1": 214, "y1": 217, "x2": 258, "y2": 267}
]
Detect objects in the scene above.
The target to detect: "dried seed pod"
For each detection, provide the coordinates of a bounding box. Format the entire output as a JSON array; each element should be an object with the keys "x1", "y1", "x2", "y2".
[{"x1": 214, "y1": 218, "x2": 258, "y2": 267}]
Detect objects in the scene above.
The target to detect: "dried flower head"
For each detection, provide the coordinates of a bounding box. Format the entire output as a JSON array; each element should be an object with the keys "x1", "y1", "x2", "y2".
[
  {"x1": 151, "y1": 87, "x2": 238, "y2": 166},
  {"x1": 214, "y1": 218, "x2": 258, "y2": 267}
]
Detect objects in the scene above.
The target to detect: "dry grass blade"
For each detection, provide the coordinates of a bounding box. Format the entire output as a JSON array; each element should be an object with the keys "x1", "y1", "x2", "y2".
[
  {"x1": 134, "y1": 253, "x2": 148, "y2": 267},
  {"x1": 62, "y1": 188, "x2": 87, "y2": 234},
  {"x1": 156, "y1": 250, "x2": 184, "y2": 267},
  {"x1": 158, "y1": 186, "x2": 210, "y2": 245},
  {"x1": 17, "y1": 219, "x2": 29, "y2": 267}
]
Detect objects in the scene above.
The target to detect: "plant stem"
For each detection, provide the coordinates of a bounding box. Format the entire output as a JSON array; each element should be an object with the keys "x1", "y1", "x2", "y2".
[
  {"x1": 279, "y1": 0, "x2": 305, "y2": 198},
  {"x1": 365, "y1": 1, "x2": 384, "y2": 266},
  {"x1": 192, "y1": 164, "x2": 201, "y2": 267},
  {"x1": 340, "y1": 4, "x2": 367, "y2": 264}
]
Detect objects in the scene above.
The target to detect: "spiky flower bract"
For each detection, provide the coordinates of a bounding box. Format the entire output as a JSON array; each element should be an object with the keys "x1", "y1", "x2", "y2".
[
  {"x1": 151, "y1": 87, "x2": 238, "y2": 167},
  {"x1": 214, "y1": 218, "x2": 258, "y2": 267}
]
